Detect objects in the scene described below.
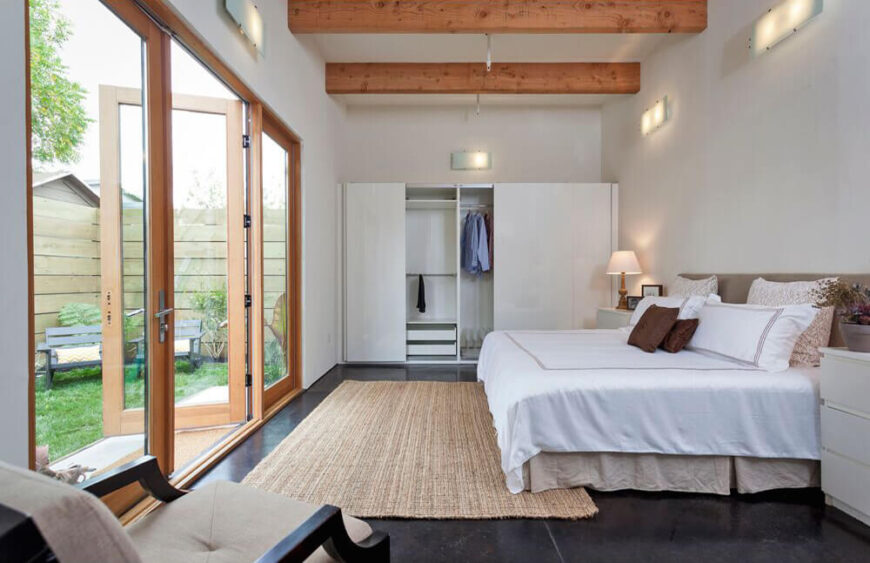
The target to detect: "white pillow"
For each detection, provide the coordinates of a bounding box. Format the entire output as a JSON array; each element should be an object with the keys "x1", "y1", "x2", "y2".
[
  {"x1": 687, "y1": 302, "x2": 818, "y2": 372},
  {"x1": 629, "y1": 295, "x2": 715, "y2": 326},
  {"x1": 747, "y1": 277, "x2": 837, "y2": 367},
  {"x1": 670, "y1": 275, "x2": 718, "y2": 297}
]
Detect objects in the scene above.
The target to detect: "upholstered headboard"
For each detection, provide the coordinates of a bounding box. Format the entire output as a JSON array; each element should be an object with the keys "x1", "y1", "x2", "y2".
[{"x1": 679, "y1": 273, "x2": 870, "y2": 347}]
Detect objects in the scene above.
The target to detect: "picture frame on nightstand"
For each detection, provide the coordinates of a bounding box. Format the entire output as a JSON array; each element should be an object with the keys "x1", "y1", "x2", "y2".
[
  {"x1": 626, "y1": 296, "x2": 642, "y2": 310},
  {"x1": 642, "y1": 284, "x2": 664, "y2": 297}
]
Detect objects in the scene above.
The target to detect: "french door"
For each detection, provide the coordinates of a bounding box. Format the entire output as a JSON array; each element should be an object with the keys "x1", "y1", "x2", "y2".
[{"x1": 30, "y1": 0, "x2": 301, "y2": 514}]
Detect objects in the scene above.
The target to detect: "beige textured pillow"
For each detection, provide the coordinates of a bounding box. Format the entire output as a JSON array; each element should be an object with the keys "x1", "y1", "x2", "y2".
[
  {"x1": 670, "y1": 275, "x2": 718, "y2": 297},
  {"x1": 746, "y1": 277, "x2": 836, "y2": 367}
]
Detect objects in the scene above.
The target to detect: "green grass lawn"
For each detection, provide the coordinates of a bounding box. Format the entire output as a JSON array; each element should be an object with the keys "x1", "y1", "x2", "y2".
[{"x1": 36, "y1": 361, "x2": 229, "y2": 463}]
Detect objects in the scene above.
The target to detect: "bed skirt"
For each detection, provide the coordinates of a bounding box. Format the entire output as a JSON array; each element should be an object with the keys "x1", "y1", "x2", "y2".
[{"x1": 522, "y1": 452, "x2": 820, "y2": 495}]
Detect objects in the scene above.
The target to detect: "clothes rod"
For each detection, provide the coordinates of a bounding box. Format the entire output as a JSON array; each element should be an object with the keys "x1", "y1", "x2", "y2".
[
  {"x1": 406, "y1": 273, "x2": 457, "y2": 276},
  {"x1": 460, "y1": 204, "x2": 492, "y2": 209}
]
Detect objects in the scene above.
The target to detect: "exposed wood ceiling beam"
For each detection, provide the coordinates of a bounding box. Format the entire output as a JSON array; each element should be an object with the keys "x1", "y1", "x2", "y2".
[
  {"x1": 326, "y1": 63, "x2": 640, "y2": 94},
  {"x1": 290, "y1": 0, "x2": 707, "y2": 34}
]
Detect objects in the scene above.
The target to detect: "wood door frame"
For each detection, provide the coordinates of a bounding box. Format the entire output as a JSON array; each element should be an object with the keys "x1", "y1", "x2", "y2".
[
  {"x1": 259, "y1": 111, "x2": 302, "y2": 410},
  {"x1": 98, "y1": 85, "x2": 247, "y2": 435}
]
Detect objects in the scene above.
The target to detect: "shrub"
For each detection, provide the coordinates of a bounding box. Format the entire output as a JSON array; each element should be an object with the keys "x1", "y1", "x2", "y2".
[{"x1": 57, "y1": 302, "x2": 100, "y2": 327}]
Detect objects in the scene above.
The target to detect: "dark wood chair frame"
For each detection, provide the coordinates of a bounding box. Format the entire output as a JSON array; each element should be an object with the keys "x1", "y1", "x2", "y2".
[{"x1": 0, "y1": 456, "x2": 389, "y2": 563}]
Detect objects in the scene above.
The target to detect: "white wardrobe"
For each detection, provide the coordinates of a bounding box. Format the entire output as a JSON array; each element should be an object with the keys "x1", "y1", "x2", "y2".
[{"x1": 344, "y1": 182, "x2": 617, "y2": 363}]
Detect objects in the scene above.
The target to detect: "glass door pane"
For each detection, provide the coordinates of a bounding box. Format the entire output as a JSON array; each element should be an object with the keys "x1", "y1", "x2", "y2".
[
  {"x1": 262, "y1": 133, "x2": 289, "y2": 388},
  {"x1": 170, "y1": 41, "x2": 247, "y2": 474},
  {"x1": 31, "y1": 0, "x2": 148, "y2": 480}
]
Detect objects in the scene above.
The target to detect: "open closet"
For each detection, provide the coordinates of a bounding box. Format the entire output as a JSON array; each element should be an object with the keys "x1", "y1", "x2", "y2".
[{"x1": 344, "y1": 182, "x2": 616, "y2": 363}]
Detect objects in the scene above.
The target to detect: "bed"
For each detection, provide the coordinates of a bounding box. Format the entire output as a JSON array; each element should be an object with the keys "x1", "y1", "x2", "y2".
[{"x1": 478, "y1": 273, "x2": 870, "y2": 495}]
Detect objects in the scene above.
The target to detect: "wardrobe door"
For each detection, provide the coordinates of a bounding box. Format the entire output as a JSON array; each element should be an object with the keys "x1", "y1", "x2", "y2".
[
  {"x1": 493, "y1": 183, "x2": 614, "y2": 330},
  {"x1": 494, "y1": 183, "x2": 574, "y2": 330},
  {"x1": 345, "y1": 183, "x2": 406, "y2": 361},
  {"x1": 569, "y1": 183, "x2": 616, "y2": 329}
]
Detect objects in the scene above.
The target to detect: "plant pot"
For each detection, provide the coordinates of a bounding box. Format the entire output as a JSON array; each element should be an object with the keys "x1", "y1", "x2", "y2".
[{"x1": 840, "y1": 321, "x2": 870, "y2": 353}]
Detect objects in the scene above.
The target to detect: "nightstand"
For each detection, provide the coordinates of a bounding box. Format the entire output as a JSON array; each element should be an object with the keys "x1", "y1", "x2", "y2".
[
  {"x1": 596, "y1": 307, "x2": 633, "y2": 329},
  {"x1": 819, "y1": 347, "x2": 870, "y2": 526}
]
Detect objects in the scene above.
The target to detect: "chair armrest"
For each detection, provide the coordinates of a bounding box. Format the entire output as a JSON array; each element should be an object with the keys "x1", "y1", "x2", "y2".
[
  {"x1": 78, "y1": 455, "x2": 186, "y2": 503},
  {"x1": 255, "y1": 505, "x2": 389, "y2": 563},
  {"x1": 36, "y1": 343, "x2": 51, "y2": 352}
]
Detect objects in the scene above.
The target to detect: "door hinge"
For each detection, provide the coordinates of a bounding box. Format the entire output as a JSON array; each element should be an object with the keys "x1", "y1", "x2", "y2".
[
  {"x1": 243, "y1": 214, "x2": 252, "y2": 228},
  {"x1": 244, "y1": 294, "x2": 252, "y2": 308},
  {"x1": 242, "y1": 134, "x2": 251, "y2": 148},
  {"x1": 245, "y1": 373, "x2": 252, "y2": 387}
]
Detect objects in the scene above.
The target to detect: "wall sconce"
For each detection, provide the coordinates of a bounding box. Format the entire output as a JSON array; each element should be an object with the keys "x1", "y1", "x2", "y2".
[
  {"x1": 451, "y1": 151, "x2": 492, "y2": 170},
  {"x1": 750, "y1": 0, "x2": 823, "y2": 57},
  {"x1": 641, "y1": 96, "x2": 670, "y2": 136},
  {"x1": 225, "y1": 0, "x2": 265, "y2": 55}
]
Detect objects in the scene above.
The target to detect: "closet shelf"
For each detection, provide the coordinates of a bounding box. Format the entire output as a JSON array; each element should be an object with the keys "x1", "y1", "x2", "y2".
[
  {"x1": 406, "y1": 319, "x2": 457, "y2": 325},
  {"x1": 406, "y1": 199, "x2": 458, "y2": 209}
]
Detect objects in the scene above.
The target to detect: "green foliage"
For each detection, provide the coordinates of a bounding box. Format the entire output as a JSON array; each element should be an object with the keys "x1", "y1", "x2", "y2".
[
  {"x1": 191, "y1": 288, "x2": 228, "y2": 359},
  {"x1": 30, "y1": 0, "x2": 91, "y2": 164},
  {"x1": 57, "y1": 302, "x2": 100, "y2": 327}
]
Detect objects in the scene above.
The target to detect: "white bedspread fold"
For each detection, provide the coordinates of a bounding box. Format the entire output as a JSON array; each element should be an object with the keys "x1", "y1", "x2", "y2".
[{"x1": 477, "y1": 330, "x2": 821, "y2": 494}]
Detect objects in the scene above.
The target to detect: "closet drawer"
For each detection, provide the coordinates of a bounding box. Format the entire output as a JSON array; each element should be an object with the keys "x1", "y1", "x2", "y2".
[
  {"x1": 407, "y1": 343, "x2": 457, "y2": 356},
  {"x1": 406, "y1": 328, "x2": 456, "y2": 341}
]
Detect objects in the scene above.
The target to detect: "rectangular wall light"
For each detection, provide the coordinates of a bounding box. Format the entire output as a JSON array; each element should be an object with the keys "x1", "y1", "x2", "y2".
[
  {"x1": 641, "y1": 96, "x2": 670, "y2": 136},
  {"x1": 225, "y1": 0, "x2": 265, "y2": 55},
  {"x1": 451, "y1": 151, "x2": 492, "y2": 170},
  {"x1": 750, "y1": 0, "x2": 823, "y2": 57}
]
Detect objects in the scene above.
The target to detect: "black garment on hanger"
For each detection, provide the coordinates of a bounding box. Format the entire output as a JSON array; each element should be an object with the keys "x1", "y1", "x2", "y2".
[{"x1": 416, "y1": 274, "x2": 426, "y2": 313}]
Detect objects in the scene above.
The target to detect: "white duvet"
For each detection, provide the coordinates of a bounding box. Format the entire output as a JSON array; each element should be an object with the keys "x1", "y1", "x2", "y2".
[{"x1": 477, "y1": 330, "x2": 821, "y2": 493}]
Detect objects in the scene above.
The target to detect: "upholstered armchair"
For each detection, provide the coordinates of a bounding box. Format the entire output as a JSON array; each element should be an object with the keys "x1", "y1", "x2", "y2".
[{"x1": 0, "y1": 456, "x2": 389, "y2": 563}]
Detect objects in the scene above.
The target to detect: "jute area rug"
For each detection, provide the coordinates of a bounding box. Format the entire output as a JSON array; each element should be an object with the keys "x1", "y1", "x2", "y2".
[{"x1": 243, "y1": 380, "x2": 598, "y2": 520}]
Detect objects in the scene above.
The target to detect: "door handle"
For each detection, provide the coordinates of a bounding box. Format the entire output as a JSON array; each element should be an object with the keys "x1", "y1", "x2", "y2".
[{"x1": 156, "y1": 289, "x2": 173, "y2": 343}]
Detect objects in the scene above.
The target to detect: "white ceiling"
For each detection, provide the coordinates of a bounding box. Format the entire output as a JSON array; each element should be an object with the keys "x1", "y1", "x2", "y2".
[{"x1": 302, "y1": 33, "x2": 685, "y2": 107}]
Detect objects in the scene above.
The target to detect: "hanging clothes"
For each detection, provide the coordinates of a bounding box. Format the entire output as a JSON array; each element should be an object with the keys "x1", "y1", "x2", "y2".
[
  {"x1": 461, "y1": 212, "x2": 490, "y2": 275},
  {"x1": 416, "y1": 274, "x2": 426, "y2": 313},
  {"x1": 484, "y1": 212, "x2": 494, "y2": 268}
]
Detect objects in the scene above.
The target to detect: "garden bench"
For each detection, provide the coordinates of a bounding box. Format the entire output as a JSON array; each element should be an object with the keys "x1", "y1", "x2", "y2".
[
  {"x1": 37, "y1": 325, "x2": 103, "y2": 390},
  {"x1": 39, "y1": 320, "x2": 205, "y2": 389}
]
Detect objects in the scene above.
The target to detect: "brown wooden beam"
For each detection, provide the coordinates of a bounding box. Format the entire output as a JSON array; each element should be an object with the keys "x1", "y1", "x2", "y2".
[
  {"x1": 290, "y1": 0, "x2": 707, "y2": 34},
  {"x1": 326, "y1": 62, "x2": 640, "y2": 94}
]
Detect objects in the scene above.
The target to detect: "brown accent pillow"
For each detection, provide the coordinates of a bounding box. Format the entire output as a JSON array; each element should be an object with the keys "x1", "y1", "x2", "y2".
[
  {"x1": 628, "y1": 305, "x2": 680, "y2": 353},
  {"x1": 661, "y1": 319, "x2": 700, "y2": 353}
]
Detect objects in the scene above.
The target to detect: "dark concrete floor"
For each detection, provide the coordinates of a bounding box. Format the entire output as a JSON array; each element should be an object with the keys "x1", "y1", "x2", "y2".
[{"x1": 194, "y1": 364, "x2": 870, "y2": 562}]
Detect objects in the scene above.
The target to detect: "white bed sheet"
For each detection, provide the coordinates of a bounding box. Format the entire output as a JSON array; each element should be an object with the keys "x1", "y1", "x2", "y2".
[{"x1": 477, "y1": 329, "x2": 821, "y2": 493}]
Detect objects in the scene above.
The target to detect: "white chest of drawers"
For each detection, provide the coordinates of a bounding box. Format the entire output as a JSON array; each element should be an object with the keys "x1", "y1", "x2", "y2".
[{"x1": 819, "y1": 347, "x2": 870, "y2": 527}]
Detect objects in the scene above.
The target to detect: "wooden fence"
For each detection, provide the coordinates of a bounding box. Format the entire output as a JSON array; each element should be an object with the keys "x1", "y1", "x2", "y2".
[{"x1": 33, "y1": 196, "x2": 289, "y2": 354}]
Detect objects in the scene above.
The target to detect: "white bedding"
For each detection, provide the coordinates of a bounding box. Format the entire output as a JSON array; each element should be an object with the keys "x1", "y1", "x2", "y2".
[{"x1": 477, "y1": 329, "x2": 821, "y2": 493}]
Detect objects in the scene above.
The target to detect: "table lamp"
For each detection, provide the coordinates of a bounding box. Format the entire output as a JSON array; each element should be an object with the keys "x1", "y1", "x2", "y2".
[{"x1": 607, "y1": 251, "x2": 642, "y2": 310}]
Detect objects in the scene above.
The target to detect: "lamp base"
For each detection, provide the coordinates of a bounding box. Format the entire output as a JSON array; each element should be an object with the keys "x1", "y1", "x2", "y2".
[{"x1": 616, "y1": 273, "x2": 629, "y2": 310}]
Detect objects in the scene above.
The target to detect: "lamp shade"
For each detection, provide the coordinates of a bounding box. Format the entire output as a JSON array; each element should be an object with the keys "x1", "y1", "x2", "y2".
[{"x1": 606, "y1": 251, "x2": 642, "y2": 275}]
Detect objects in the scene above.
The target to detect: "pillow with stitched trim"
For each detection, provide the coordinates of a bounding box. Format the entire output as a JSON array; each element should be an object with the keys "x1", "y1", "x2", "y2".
[{"x1": 687, "y1": 302, "x2": 817, "y2": 372}]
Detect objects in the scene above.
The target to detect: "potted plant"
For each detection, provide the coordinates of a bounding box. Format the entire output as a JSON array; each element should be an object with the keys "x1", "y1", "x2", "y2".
[{"x1": 813, "y1": 280, "x2": 870, "y2": 353}]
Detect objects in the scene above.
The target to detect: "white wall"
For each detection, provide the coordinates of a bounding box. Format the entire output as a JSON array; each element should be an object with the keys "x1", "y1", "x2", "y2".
[
  {"x1": 0, "y1": 1, "x2": 29, "y2": 467},
  {"x1": 602, "y1": 0, "x2": 870, "y2": 294},
  {"x1": 162, "y1": 0, "x2": 344, "y2": 387},
  {"x1": 341, "y1": 105, "x2": 602, "y2": 183}
]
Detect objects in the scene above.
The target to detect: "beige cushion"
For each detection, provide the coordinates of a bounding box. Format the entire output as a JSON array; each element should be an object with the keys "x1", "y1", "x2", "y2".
[
  {"x1": 55, "y1": 345, "x2": 101, "y2": 364},
  {"x1": 174, "y1": 339, "x2": 190, "y2": 354},
  {"x1": 0, "y1": 461, "x2": 141, "y2": 563},
  {"x1": 746, "y1": 277, "x2": 836, "y2": 366},
  {"x1": 669, "y1": 275, "x2": 718, "y2": 297},
  {"x1": 127, "y1": 481, "x2": 372, "y2": 563}
]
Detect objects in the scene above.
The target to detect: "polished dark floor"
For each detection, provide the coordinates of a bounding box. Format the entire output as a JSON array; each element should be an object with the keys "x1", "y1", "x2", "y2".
[{"x1": 194, "y1": 365, "x2": 870, "y2": 562}]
